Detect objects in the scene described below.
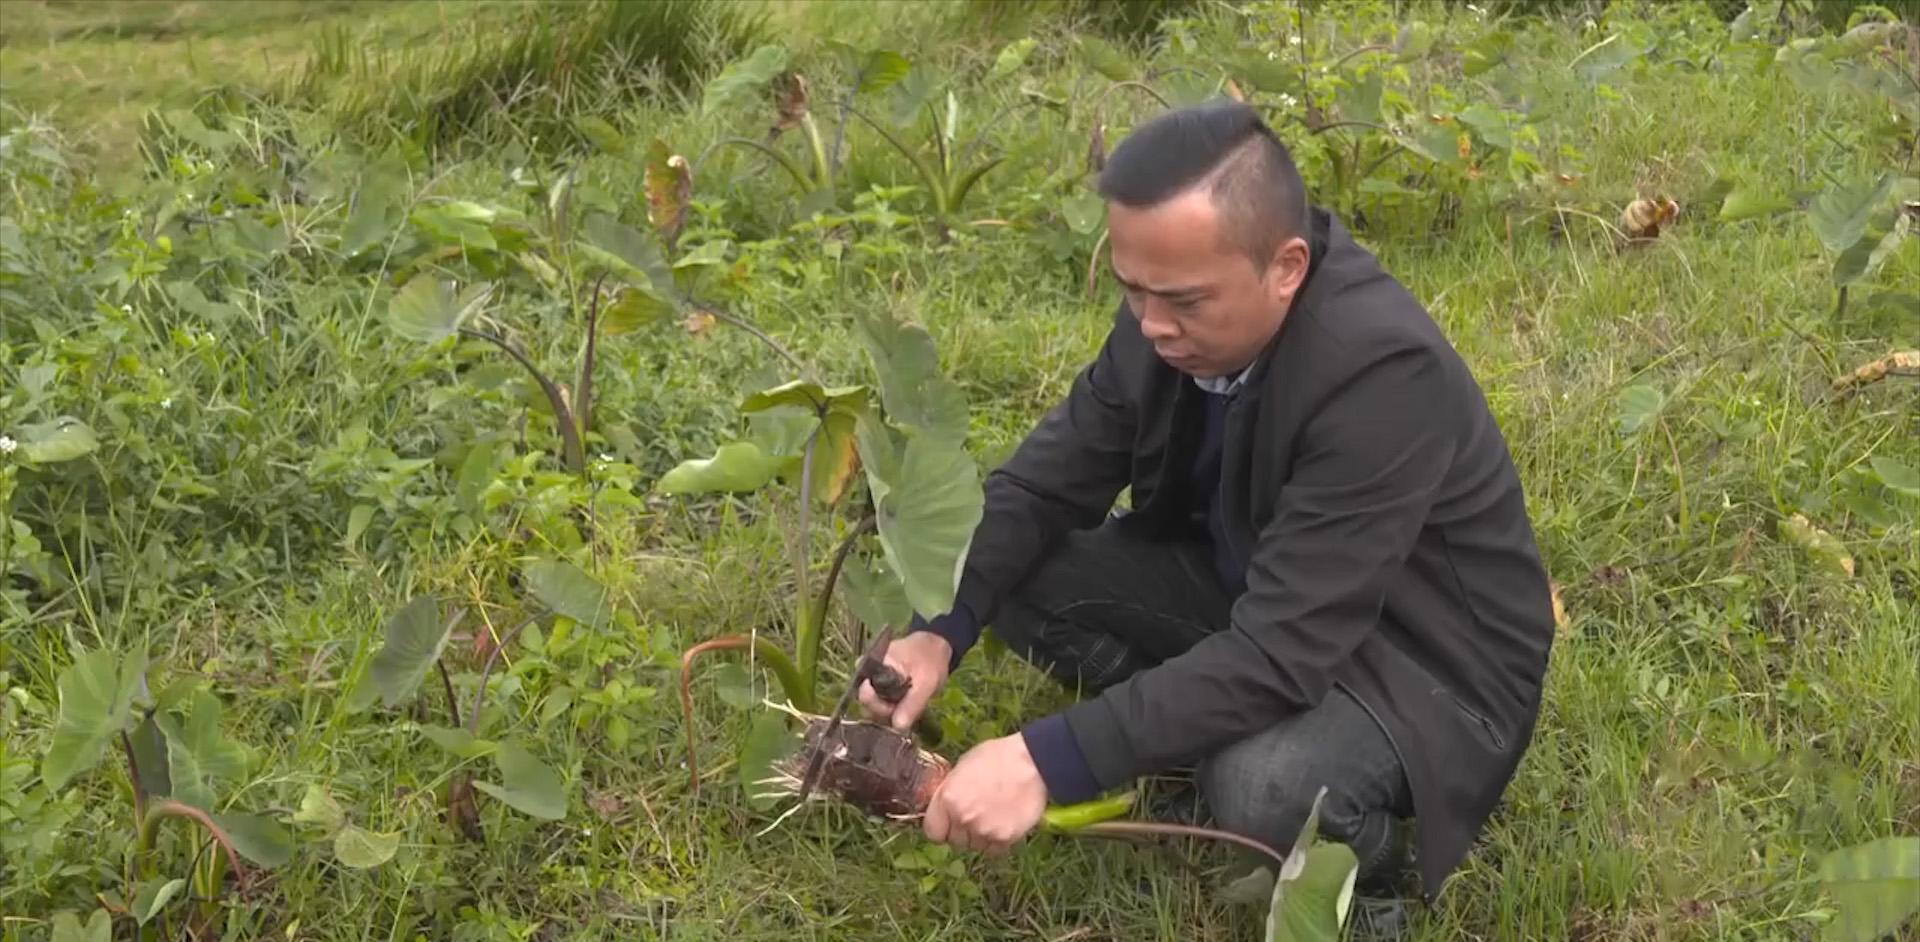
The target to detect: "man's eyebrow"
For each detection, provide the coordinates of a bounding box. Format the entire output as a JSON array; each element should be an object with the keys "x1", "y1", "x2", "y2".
[{"x1": 1110, "y1": 266, "x2": 1209, "y2": 298}]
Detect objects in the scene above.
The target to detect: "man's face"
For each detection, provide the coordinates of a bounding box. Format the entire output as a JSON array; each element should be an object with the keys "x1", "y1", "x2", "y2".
[{"x1": 1106, "y1": 188, "x2": 1309, "y2": 379}]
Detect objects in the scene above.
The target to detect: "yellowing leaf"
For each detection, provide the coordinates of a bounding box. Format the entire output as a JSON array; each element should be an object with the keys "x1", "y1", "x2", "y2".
[
  {"x1": 1831, "y1": 350, "x2": 1920, "y2": 396},
  {"x1": 644, "y1": 138, "x2": 692, "y2": 249},
  {"x1": 1780, "y1": 513, "x2": 1854, "y2": 579}
]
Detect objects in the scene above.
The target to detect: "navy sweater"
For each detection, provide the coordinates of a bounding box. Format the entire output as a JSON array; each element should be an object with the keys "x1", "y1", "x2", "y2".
[{"x1": 916, "y1": 383, "x2": 1239, "y2": 803}]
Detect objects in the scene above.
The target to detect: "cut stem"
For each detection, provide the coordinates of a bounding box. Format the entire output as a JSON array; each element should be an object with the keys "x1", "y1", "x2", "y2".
[{"x1": 679, "y1": 636, "x2": 807, "y2": 795}]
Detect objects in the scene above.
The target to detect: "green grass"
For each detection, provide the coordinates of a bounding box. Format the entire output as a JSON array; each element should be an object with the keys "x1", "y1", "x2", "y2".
[{"x1": 3, "y1": 1, "x2": 1918, "y2": 940}]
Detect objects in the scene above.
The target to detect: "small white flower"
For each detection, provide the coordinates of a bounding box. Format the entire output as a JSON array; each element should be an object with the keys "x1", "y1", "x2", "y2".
[
  {"x1": 1280, "y1": 93, "x2": 1300, "y2": 109},
  {"x1": 160, "y1": 398, "x2": 172, "y2": 410},
  {"x1": 120, "y1": 304, "x2": 132, "y2": 314},
  {"x1": 597, "y1": 453, "x2": 615, "y2": 464},
  {"x1": 0, "y1": 435, "x2": 16, "y2": 455},
  {"x1": 1289, "y1": 35, "x2": 1301, "y2": 45},
  {"x1": 1266, "y1": 50, "x2": 1278, "y2": 60},
  {"x1": 582, "y1": 827, "x2": 593, "y2": 837}
]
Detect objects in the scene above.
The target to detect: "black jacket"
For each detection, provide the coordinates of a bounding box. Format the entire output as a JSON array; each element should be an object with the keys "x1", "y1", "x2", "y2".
[{"x1": 948, "y1": 207, "x2": 1557, "y2": 898}]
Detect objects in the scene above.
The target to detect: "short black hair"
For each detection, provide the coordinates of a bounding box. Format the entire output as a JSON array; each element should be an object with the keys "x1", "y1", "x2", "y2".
[{"x1": 1096, "y1": 99, "x2": 1311, "y2": 269}]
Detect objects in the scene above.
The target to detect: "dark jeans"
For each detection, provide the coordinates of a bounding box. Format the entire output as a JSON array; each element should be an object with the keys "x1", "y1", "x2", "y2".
[{"x1": 992, "y1": 518, "x2": 1416, "y2": 891}]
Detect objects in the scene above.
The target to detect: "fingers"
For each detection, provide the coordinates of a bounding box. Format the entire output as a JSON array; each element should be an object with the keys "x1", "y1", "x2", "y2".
[
  {"x1": 922, "y1": 791, "x2": 951, "y2": 844},
  {"x1": 892, "y1": 673, "x2": 936, "y2": 731},
  {"x1": 855, "y1": 679, "x2": 892, "y2": 723}
]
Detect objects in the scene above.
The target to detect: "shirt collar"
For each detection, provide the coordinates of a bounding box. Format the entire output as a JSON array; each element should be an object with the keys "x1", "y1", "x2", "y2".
[{"x1": 1192, "y1": 366, "x2": 1251, "y2": 396}]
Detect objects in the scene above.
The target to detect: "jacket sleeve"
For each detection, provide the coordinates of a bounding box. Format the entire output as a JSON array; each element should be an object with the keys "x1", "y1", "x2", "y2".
[
  {"x1": 911, "y1": 306, "x2": 1141, "y2": 668},
  {"x1": 1058, "y1": 342, "x2": 1458, "y2": 787}
]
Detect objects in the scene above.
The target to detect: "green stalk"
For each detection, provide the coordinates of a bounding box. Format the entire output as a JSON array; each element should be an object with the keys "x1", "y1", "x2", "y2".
[
  {"x1": 697, "y1": 137, "x2": 814, "y2": 193},
  {"x1": 792, "y1": 428, "x2": 821, "y2": 706},
  {"x1": 680, "y1": 634, "x2": 808, "y2": 796},
  {"x1": 137, "y1": 800, "x2": 246, "y2": 886},
  {"x1": 459, "y1": 327, "x2": 585, "y2": 475},
  {"x1": 801, "y1": 113, "x2": 833, "y2": 194}
]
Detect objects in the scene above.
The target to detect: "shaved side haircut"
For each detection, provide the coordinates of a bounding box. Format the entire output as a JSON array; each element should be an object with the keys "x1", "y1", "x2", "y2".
[{"x1": 1096, "y1": 99, "x2": 1311, "y2": 270}]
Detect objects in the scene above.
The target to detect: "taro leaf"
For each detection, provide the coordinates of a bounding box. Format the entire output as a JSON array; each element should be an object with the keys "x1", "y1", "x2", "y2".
[
  {"x1": 294, "y1": 784, "x2": 346, "y2": 835},
  {"x1": 387, "y1": 277, "x2": 490, "y2": 343},
  {"x1": 16, "y1": 416, "x2": 99, "y2": 465},
  {"x1": 644, "y1": 138, "x2": 692, "y2": 247},
  {"x1": 854, "y1": 409, "x2": 905, "y2": 504},
  {"x1": 525, "y1": 559, "x2": 612, "y2": 630},
  {"x1": 1399, "y1": 123, "x2": 1465, "y2": 168},
  {"x1": 656, "y1": 441, "x2": 787, "y2": 495},
  {"x1": 573, "y1": 115, "x2": 627, "y2": 155},
  {"x1": 804, "y1": 408, "x2": 863, "y2": 506},
  {"x1": 854, "y1": 309, "x2": 968, "y2": 443},
  {"x1": 1463, "y1": 29, "x2": 1515, "y2": 76},
  {"x1": 1077, "y1": 36, "x2": 1134, "y2": 81},
  {"x1": 600, "y1": 285, "x2": 675, "y2": 335},
  {"x1": 581, "y1": 212, "x2": 673, "y2": 292},
  {"x1": 740, "y1": 710, "x2": 799, "y2": 811},
  {"x1": 1615, "y1": 383, "x2": 1666, "y2": 434},
  {"x1": 156, "y1": 689, "x2": 249, "y2": 810},
  {"x1": 333, "y1": 824, "x2": 400, "y2": 868},
  {"x1": 888, "y1": 65, "x2": 941, "y2": 128},
  {"x1": 132, "y1": 877, "x2": 187, "y2": 925},
  {"x1": 703, "y1": 45, "x2": 791, "y2": 116},
  {"x1": 856, "y1": 49, "x2": 913, "y2": 95},
  {"x1": 1781, "y1": 513, "x2": 1855, "y2": 579},
  {"x1": 1575, "y1": 32, "x2": 1649, "y2": 79},
  {"x1": 418, "y1": 724, "x2": 498, "y2": 760},
  {"x1": 741, "y1": 380, "x2": 871, "y2": 415},
  {"x1": 472, "y1": 741, "x2": 566, "y2": 820},
  {"x1": 1720, "y1": 185, "x2": 1796, "y2": 221},
  {"x1": 1869, "y1": 457, "x2": 1920, "y2": 498},
  {"x1": 1811, "y1": 175, "x2": 1895, "y2": 254},
  {"x1": 1062, "y1": 191, "x2": 1105, "y2": 235},
  {"x1": 129, "y1": 714, "x2": 172, "y2": 799},
  {"x1": 1263, "y1": 786, "x2": 1356, "y2": 942},
  {"x1": 1393, "y1": 21, "x2": 1436, "y2": 61},
  {"x1": 410, "y1": 201, "x2": 497, "y2": 251},
  {"x1": 49, "y1": 909, "x2": 111, "y2": 942},
  {"x1": 715, "y1": 663, "x2": 761, "y2": 710},
  {"x1": 347, "y1": 595, "x2": 452, "y2": 711},
  {"x1": 341, "y1": 162, "x2": 402, "y2": 257},
  {"x1": 42, "y1": 647, "x2": 144, "y2": 792},
  {"x1": 1265, "y1": 843, "x2": 1360, "y2": 941},
  {"x1": 868, "y1": 435, "x2": 983, "y2": 619},
  {"x1": 1816, "y1": 836, "x2": 1920, "y2": 942},
  {"x1": 1833, "y1": 209, "x2": 1908, "y2": 287},
  {"x1": 841, "y1": 552, "x2": 913, "y2": 635},
  {"x1": 990, "y1": 38, "x2": 1037, "y2": 81},
  {"x1": 1335, "y1": 73, "x2": 1384, "y2": 128},
  {"x1": 212, "y1": 812, "x2": 294, "y2": 867},
  {"x1": 1221, "y1": 865, "x2": 1278, "y2": 906}
]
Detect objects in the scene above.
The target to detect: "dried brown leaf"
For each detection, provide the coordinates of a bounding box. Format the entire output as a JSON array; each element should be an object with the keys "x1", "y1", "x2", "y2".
[
  {"x1": 771, "y1": 71, "x2": 810, "y2": 138},
  {"x1": 682, "y1": 310, "x2": 717, "y2": 338},
  {"x1": 644, "y1": 139, "x2": 693, "y2": 250},
  {"x1": 1620, "y1": 196, "x2": 1680, "y2": 241},
  {"x1": 1831, "y1": 350, "x2": 1920, "y2": 396}
]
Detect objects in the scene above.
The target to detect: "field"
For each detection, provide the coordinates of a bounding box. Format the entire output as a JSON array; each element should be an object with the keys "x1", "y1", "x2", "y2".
[{"x1": 3, "y1": 0, "x2": 1918, "y2": 940}]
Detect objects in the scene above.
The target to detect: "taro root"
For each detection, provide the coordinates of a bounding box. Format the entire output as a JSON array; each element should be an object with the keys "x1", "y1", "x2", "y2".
[{"x1": 767, "y1": 713, "x2": 950, "y2": 819}]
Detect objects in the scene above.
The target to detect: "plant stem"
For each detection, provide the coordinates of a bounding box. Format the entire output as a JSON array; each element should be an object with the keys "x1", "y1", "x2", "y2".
[
  {"x1": 458, "y1": 327, "x2": 585, "y2": 475},
  {"x1": 121, "y1": 729, "x2": 148, "y2": 826},
  {"x1": 695, "y1": 137, "x2": 814, "y2": 193},
  {"x1": 574, "y1": 272, "x2": 611, "y2": 442},
  {"x1": 679, "y1": 636, "x2": 807, "y2": 795},
  {"x1": 793, "y1": 427, "x2": 820, "y2": 705},
  {"x1": 1069, "y1": 820, "x2": 1290, "y2": 870},
  {"x1": 138, "y1": 800, "x2": 248, "y2": 889},
  {"x1": 467, "y1": 613, "x2": 542, "y2": 735},
  {"x1": 700, "y1": 302, "x2": 809, "y2": 375},
  {"x1": 437, "y1": 659, "x2": 462, "y2": 730},
  {"x1": 818, "y1": 513, "x2": 878, "y2": 651},
  {"x1": 802, "y1": 113, "x2": 833, "y2": 193}
]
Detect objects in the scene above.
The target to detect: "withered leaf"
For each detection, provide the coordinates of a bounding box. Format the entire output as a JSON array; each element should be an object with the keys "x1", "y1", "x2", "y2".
[
  {"x1": 1620, "y1": 197, "x2": 1681, "y2": 242},
  {"x1": 1831, "y1": 350, "x2": 1920, "y2": 396},
  {"x1": 644, "y1": 139, "x2": 693, "y2": 251},
  {"x1": 683, "y1": 310, "x2": 717, "y2": 337},
  {"x1": 771, "y1": 71, "x2": 810, "y2": 138}
]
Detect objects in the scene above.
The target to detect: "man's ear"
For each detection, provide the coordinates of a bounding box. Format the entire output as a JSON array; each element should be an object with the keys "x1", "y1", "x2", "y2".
[{"x1": 1264, "y1": 236, "x2": 1311, "y2": 306}]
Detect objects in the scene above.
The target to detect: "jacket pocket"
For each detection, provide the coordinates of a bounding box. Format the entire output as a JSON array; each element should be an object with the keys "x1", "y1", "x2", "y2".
[{"x1": 1447, "y1": 693, "x2": 1507, "y2": 750}]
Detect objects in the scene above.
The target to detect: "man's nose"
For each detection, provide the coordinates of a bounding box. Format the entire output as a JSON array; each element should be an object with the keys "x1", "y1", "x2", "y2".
[{"x1": 1136, "y1": 298, "x2": 1180, "y2": 341}]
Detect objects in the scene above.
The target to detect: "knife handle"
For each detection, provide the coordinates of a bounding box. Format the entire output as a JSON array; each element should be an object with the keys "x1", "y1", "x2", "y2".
[{"x1": 866, "y1": 663, "x2": 943, "y2": 749}]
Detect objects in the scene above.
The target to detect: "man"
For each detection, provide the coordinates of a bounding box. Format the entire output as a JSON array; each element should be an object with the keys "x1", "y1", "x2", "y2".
[{"x1": 857, "y1": 100, "x2": 1557, "y2": 929}]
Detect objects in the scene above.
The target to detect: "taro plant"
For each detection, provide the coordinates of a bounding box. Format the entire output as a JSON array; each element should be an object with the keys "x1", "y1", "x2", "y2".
[
  {"x1": 661, "y1": 305, "x2": 982, "y2": 799},
  {"x1": 35, "y1": 647, "x2": 294, "y2": 938},
  {"x1": 340, "y1": 557, "x2": 620, "y2": 841}
]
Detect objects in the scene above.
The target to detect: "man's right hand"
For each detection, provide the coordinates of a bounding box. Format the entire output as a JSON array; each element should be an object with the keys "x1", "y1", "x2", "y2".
[{"x1": 858, "y1": 631, "x2": 951, "y2": 731}]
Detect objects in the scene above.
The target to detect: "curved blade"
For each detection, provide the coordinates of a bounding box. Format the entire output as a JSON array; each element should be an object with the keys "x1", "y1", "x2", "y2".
[{"x1": 793, "y1": 625, "x2": 896, "y2": 805}]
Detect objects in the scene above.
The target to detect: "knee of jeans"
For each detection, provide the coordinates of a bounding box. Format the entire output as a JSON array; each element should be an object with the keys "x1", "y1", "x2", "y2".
[{"x1": 1197, "y1": 734, "x2": 1368, "y2": 849}]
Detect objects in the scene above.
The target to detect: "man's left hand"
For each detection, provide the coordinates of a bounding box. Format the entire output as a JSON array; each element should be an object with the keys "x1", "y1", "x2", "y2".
[{"x1": 923, "y1": 733, "x2": 1048, "y2": 856}]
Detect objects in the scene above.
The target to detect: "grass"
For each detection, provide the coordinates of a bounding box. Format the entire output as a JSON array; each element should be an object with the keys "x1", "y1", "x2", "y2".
[{"x1": 3, "y1": 0, "x2": 1918, "y2": 940}]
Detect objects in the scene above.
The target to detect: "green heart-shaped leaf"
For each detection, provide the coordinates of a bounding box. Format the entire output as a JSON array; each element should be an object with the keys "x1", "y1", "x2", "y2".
[
  {"x1": 472, "y1": 741, "x2": 566, "y2": 820},
  {"x1": 1265, "y1": 843, "x2": 1359, "y2": 941},
  {"x1": 333, "y1": 824, "x2": 400, "y2": 868},
  {"x1": 1869, "y1": 457, "x2": 1920, "y2": 498},
  {"x1": 418, "y1": 724, "x2": 498, "y2": 760},
  {"x1": 212, "y1": 812, "x2": 294, "y2": 867},
  {"x1": 741, "y1": 380, "x2": 871, "y2": 415},
  {"x1": 16, "y1": 416, "x2": 100, "y2": 465},
  {"x1": 841, "y1": 553, "x2": 913, "y2": 635},
  {"x1": 156, "y1": 689, "x2": 249, "y2": 810},
  {"x1": 867, "y1": 435, "x2": 983, "y2": 619},
  {"x1": 702, "y1": 45, "x2": 792, "y2": 116},
  {"x1": 854, "y1": 310, "x2": 968, "y2": 443},
  {"x1": 388, "y1": 277, "x2": 489, "y2": 342},
  {"x1": 42, "y1": 648, "x2": 144, "y2": 792},
  {"x1": 1817, "y1": 836, "x2": 1920, "y2": 942},
  {"x1": 525, "y1": 559, "x2": 612, "y2": 629},
  {"x1": 348, "y1": 596, "x2": 452, "y2": 711},
  {"x1": 657, "y1": 441, "x2": 788, "y2": 495},
  {"x1": 294, "y1": 784, "x2": 346, "y2": 834},
  {"x1": 132, "y1": 877, "x2": 187, "y2": 925},
  {"x1": 1810, "y1": 174, "x2": 1895, "y2": 254},
  {"x1": 49, "y1": 909, "x2": 110, "y2": 942},
  {"x1": 740, "y1": 711, "x2": 800, "y2": 811}
]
